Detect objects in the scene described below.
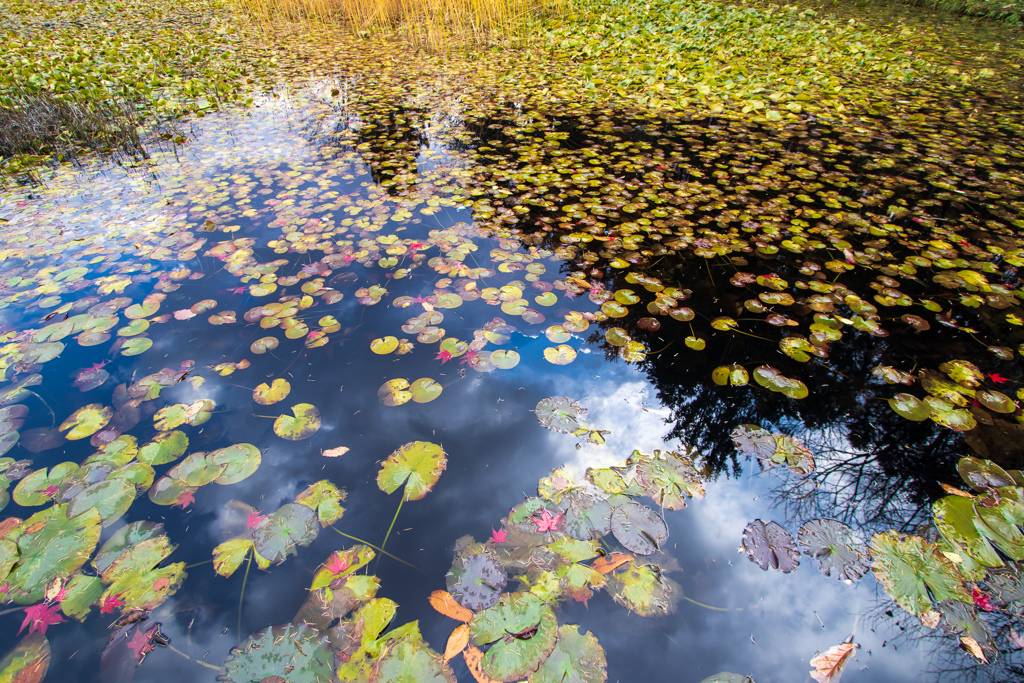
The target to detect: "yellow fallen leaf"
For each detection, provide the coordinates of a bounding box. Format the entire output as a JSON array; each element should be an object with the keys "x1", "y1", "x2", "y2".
[
  {"x1": 464, "y1": 645, "x2": 501, "y2": 683},
  {"x1": 322, "y1": 446, "x2": 350, "y2": 458},
  {"x1": 443, "y1": 624, "x2": 470, "y2": 663},
  {"x1": 428, "y1": 590, "x2": 472, "y2": 622},
  {"x1": 809, "y1": 640, "x2": 858, "y2": 683}
]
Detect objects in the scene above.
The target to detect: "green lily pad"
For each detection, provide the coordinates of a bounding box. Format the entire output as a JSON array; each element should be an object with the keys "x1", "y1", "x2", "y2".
[
  {"x1": 797, "y1": 519, "x2": 871, "y2": 580},
  {"x1": 535, "y1": 396, "x2": 587, "y2": 434},
  {"x1": 606, "y1": 562, "x2": 680, "y2": 617},
  {"x1": 253, "y1": 378, "x2": 291, "y2": 405},
  {"x1": 977, "y1": 390, "x2": 1015, "y2": 414},
  {"x1": 490, "y1": 350, "x2": 520, "y2": 369},
  {"x1": 93, "y1": 521, "x2": 167, "y2": 574},
  {"x1": 925, "y1": 396, "x2": 977, "y2": 431},
  {"x1": 470, "y1": 592, "x2": 558, "y2": 682},
  {"x1": 630, "y1": 448, "x2": 704, "y2": 510},
  {"x1": 888, "y1": 393, "x2": 931, "y2": 421},
  {"x1": 60, "y1": 573, "x2": 102, "y2": 621},
  {"x1": 410, "y1": 377, "x2": 443, "y2": 403},
  {"x1": 210, "y1": 443, "x2": 262, "y2": 485},
  {"x1": 66, "y1": 478, "x2": 136, "y2": 527},
  {"x1": 295, "y1": 479, "x2": 346, "y2": 526},
  {"x1": 274, "y1": 403, "x2": 321, "y2": 440},
  {"x1": 220, "y1": 623, "x2": 335, "y2": 683},
  {"x1": 168, "y1": 452, "x2": 226, "y2": 487},
  {"x1": 870, "y1": 531, "x2": 971, "y2": 618},
  {"x1": 138, "y1": 430, "x2": 189, "y2": 465},
  {"x1": 119, "y1": 337, "x2": 152, "y2": 356},
  {"x1": 253, "y1": 502, "x2": 320, "y2": 563},
  {"x1": 154, "y1": 399, "x2": 215, "y2": 431},
  {"x1": 712, "y1": 364, "x2": 749, "y2": 385},
  {"x1": 527, "y1": 625, "x2": 606, "y2": 683},
  {"x1": 378, "y1": 378, "x2": 412, "y2": 406},
  {"x1": 213, "y1": 538, "x2": 256, "y2": 578},
  {"x1": 934, "y1": 495, "x2": 1005, "y2": 568},
  {"x1": 957, "y1": 457, "x2": 1016, "y2": 491},
  {"x1": 7, "y1": 506, "x2": 101, "y2": 603},
  {"x1": 20, "y1": 342, "x2": 64, "y2": 365},
  {"x1": 447, "y1": 551, "x2": 507, "y2": 611},
  {"x1": 12, "y1": 463, "x2": 78, "y2": 507},
  {"x1": 0, "y1": 632, "x2": 50, "y2": 683},
  {"x1": 370, "y1": 623, "x2": 456, "y2": 683},
  {"x1": 147, "y1": 476, "x2": 196, "y2": 506},
  {"x1": 377, "y1": 441, "x2": 447, "y2": 501},
  {"x1": 101, "y1": 535, "x2": 185, "y2": 610},
  {"x1": 610, "y1": 502, "x2": 668, "y2": 556},
  {"x1": 58, "y1": 404, "x2": 112, "y2": 440}
]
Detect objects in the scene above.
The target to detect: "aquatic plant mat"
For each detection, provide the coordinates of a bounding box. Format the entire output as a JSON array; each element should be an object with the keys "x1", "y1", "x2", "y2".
[{"x1": 1, "y1": 0, "x2": 1024, "y2": 682}]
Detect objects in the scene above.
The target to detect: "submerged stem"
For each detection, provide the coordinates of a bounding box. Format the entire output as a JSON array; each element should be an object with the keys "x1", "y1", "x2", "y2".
[
  {"x1": 237, "y1": 548, "x2": 253, "y2": 641},
  {"x1": 681, "y1": 595, "x2": 734, "y2": 612},
  {"x1": 25, "y1": 389, "x2": 55, "y2": 428},
  {"x1": 331, "y1": 527, "x2": 422, "y2": 571},
  {"x1": 380, "y1": 494, "x2": 406, "y2": 554}
]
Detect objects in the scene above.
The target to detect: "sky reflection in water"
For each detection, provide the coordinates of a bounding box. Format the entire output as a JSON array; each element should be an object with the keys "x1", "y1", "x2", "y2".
[{"x1": 0, "y1": 84, "x2": 1015, "y2": 683}]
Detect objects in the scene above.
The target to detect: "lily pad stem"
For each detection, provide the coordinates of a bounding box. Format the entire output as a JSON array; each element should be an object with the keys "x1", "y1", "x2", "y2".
[
  {"x1": 25, "y1": 389, "x2": 55, "y2": 428},
  {"x1": 238, "y1": 548, "x2": 253, "y2": 641},
  {"x1": 184, "y1": 559, "x2": 213, "y2": 570},
  {"x1": 380, "y1": 494, "x2": 406, "y2": 555},
  {"x1": 166, "y1": 644, "x2": 220, "y2": 671},
  {"x1": 681, "y1": 595, "x2": 733, "y2": 612},
  {"x1": 331, "y1": 527, "x2": 422, "y2": 571}
]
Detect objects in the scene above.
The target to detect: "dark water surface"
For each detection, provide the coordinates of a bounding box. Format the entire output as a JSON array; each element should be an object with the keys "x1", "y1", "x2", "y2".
[{"x1": 1, "y1": 82, "x2": 1023, "y2": 683}]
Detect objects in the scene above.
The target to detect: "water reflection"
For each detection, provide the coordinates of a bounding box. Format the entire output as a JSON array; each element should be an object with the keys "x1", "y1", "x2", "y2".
[{"x1": 1, "y1": 82, "x2": 1022, "y2": 683}]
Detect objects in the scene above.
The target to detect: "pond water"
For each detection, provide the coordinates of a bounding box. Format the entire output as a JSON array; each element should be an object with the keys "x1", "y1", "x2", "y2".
[{"x1": 1, "y1": 77, "x2": 1023, "y2": 683}]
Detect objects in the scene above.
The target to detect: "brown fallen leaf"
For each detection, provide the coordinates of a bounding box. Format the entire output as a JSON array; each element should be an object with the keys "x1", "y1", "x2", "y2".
[
  {"x1": 809, "y1": 640, "x2": 858, "y2": 683},
  {"x1": 939, "y1": 483, "x2": 974, "y2": 498},
  {"x1": 960, "y1": 635, "x2": 988, "y2": 663},
  {"x1": 590, "y1": 552, "x2": 633, "y2": 574},
  {"x1": 428, "y1": 590, "x2": 472, "y2": 622},
  {"x1": 443, "y1": 624, "x2": 470, "y2": 663},
  {"x1": 322, "y1": 446, "x2": 350, "y2": 458},
  {"x1": 464, "y1": 645, "x2": 501, "y2": 683}
]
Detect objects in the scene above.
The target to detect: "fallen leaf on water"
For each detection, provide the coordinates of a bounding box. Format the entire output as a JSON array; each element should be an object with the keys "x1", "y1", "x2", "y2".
[
  {"x1": 464, "y1": 645, "x2": 500, "y2": 683},
  {"x1": 591, "y1": 553, "x2": 633, "y2": 574},
  {"x1": 428, "y1": 590, "x2": 472, "y2": 622},
  {"x1": 322, "y1": 446, "x2": 349, "y2": 458},
  {"x1": 443, "y1": 624, "x2": 470, "y2": 662},
  {"x1": 960, "y1": 635, "x2": 988, "y2": 663},
  {"x1": 809, "y1": 640, "x2": 858, "y2": 683}
]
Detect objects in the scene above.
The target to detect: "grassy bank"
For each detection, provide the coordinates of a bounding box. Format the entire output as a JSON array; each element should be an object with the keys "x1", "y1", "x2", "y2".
[{"x1": 0, "y1": 0, "x2": 1021, "y2": 174}]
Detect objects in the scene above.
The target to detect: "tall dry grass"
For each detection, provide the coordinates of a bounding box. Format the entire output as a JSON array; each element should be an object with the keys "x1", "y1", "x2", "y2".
[{"x1": 230, "y1": 0, "x2": 565, "y2": 45}]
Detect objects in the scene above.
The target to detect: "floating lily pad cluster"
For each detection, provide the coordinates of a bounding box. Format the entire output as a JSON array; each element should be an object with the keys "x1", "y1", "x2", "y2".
[{"x1": 212, "y1": 479, "x2": 345, "y2": 576}]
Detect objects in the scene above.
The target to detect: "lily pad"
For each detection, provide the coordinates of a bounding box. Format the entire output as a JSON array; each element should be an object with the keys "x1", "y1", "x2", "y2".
[
  {"x1": 742, "y1": 519, "x2": 799, "y2": 572},
  {"x1": 253, "y1": 378, "x2": 291, "y2": 405},
  {"x1": 610, "y1": 502, "x2": 668, "y2": 556},
  {"x1": 101, "y1": 535, "x2": 186, "y2": 610},
  {"x1": 273, "y1": 403, "x2": 321, "y2": 440},
  {"x1": 630, "y1": 448, "x2": 705, "y2": 510},
  {"x1": 561, "y1": 489, "x2": 613, "y2": 541},
  {"x1": 797, "y1": 519, "x2": 871, "y2": 580},
  {"x1": 606, "y1": 562, "x2": 680, "y2": 617},
  {"x1": 543, "y1": 345, "x2": 577, "y2": 365},
  {"x1": 370, "y1": 624, "x2": 456, "y2": 683},
  {"x1": 93, "y1": 521, "x2": 167, "y2": 574},
  {"x1": 7, "y1": 506, "x2": 102, "y2": 603},
  {"x1": 888, "y1": 393, "x2": 931, "y2": 421},
  {"x1": 377, "y1": 441, "x2": 447, "y2": 501},
  {"x1": 220, "y1": 623, "x2": 335, "y2": 683},
  {"x1": 66, "y1": 478, "x2": 136, "y2": 527},
  {"x1": 870, "y1": 531, "x2": 971, "y2": 618},
  {"x1": 527, "y1": 624, "x2": 606, "y2": 683},
  {"x1": 410, "y1": 377, "x2": 443, "y2": 403},
  {"x1": 253, "y1": 502, "x2": 320, "y2": 563},
  {"x1": 447, "y1": 551, "x2": 507, "y2": 611},
  {"x1": 209, "y1": 443, "x2": 262, "y2": 485},
  {"x1": 535, "y1": 396, "x2": 587, "y2": 434},
  {"x1": 378, "y1": 378, "x2": 412, "y2": 406},
  {"x1": 470, "y1": 592, "x2": 558, "y2": 682},
  {"x1": 58, "y1": 404, "x2": 112, "y2": 440},
  {"x1": 0, "y1": 632, "x2": 50, "y2": 683},
  {"x1": 137, "y1": 430, "x2": 189, "y2": 466}
]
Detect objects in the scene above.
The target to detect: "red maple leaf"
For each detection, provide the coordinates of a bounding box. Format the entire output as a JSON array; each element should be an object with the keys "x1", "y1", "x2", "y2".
[
  {"x1": 40, "y1": 484, "x2": 59, "y2": 498},
  {"x1": 128, "y1": 625, "x2": 157, "y2": 661},
  {"x1": 246, "y1": 510, "x2": 268, "y2": 529},
  {"x1": 100, "y1": 593, "x2": 125, "y2": 614},
  {"x1": 531, "y1": 509, "x2": 564, "y2": 533},
  {"x1": 987, "y1": 373, "x2": 1009, "y2": 384},
  {"x1": 435, "y1": 350, "x2": 453, "y2": 364},
  {"x1": 408, "y1": 242, "x2": 425, "y2": 251},
  {"x1": 324, "y1": 554, "x2": 350, "y2": 575},
  {"x1": 972, "y1": 585, "x2": 995, "y2": 612},
  {"x1": 460, "y1": 350, "x2": 478, "y2": 366},
  {"x1": 0, "y1": 583, "x2": 10, "y2": 595},
  {"x1": 19, "y1": 602, "x2": 64, "y2": 636},
  {"x1": 51, "y1": 584, "x2": 70, "y2": 603},
  {"x1": 172, "y1": 490, "x2": 195, "y2": 509},
  {"x1": 491, "y1": 526, "x2": 508, "y2": 544}
]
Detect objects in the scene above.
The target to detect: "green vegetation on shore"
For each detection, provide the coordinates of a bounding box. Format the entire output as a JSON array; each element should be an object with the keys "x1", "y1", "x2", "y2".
[{"x1": 0, "y1": 0, "x2": 1021, "y2": 173}]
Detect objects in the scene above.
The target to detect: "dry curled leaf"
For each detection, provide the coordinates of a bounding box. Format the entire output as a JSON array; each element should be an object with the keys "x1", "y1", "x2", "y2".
[
  {"x1": 939, "y1": 483, "x2": 974, "y2": 498},
  {"x1": 809, "y1": 640, "x2": 858, "y2": 683},
  {"x1": 464, "y1": 645, "x2": 501, "y2": 683},
  {"x1": 322, "y1": 446, "x2": 349, "y2": 458},
  {"x1": 443, "y1": 623, "x2": 470, "y2": 663},
  {"x1": 590, "y1": 552, "x2": 633, "y2": 574},
  {"x1": 428, "y1": 589, "x2": 472, "y2": 622},
  {"x1": 960, "y1": 636, "x2": 988, "y2": 663}
]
